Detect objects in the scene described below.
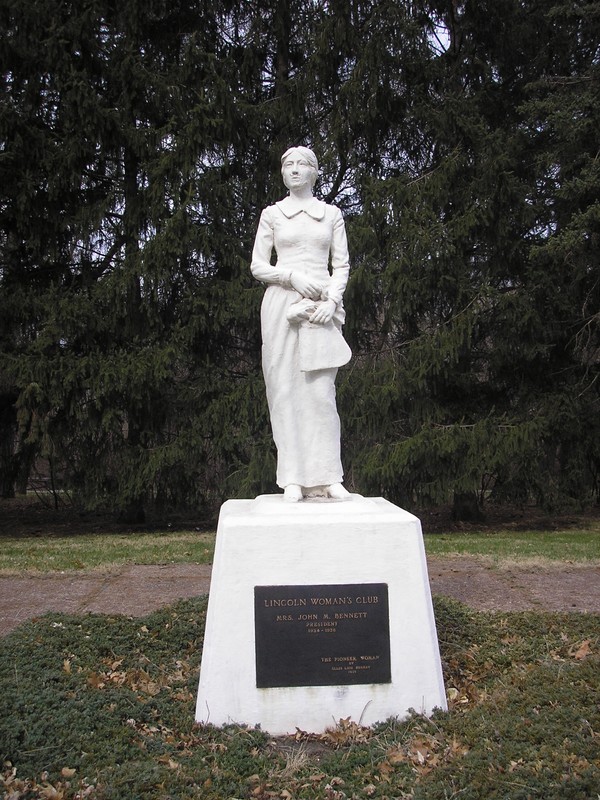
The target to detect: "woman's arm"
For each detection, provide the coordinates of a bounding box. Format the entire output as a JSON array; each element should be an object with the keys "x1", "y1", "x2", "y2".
[
  {"x1": 326, "y1": 207, "x2": 350, "y2": 305},
  {"x1": 250, "y1": 208, "x2": 292, "y2": 287},
  {"x1": 309, "y1": 207, "x2": 350, "y2": 325}
]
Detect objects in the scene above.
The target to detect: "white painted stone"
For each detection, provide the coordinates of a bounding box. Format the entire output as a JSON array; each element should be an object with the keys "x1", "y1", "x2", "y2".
[
  {"x1": 195, "y1": 495, "x2": 447, "y2": 735},
  {"x1": 250, "y1": 146, "x2": 352, "y2": 497}
]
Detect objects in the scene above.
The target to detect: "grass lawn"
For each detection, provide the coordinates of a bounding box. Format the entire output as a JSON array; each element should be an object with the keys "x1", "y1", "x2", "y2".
[
  {"x1": 424, "y1": 523, "x2": 600, "y2": 563},
  {"x1": 1, "y1": 597, "x2": 598, "y2": 799},
  {"x1": 0, "y1": 531, "x2": 216, "y2": 574},
  {"x1": 1, "y1": 523, "x2": 599, "y2": 573}
]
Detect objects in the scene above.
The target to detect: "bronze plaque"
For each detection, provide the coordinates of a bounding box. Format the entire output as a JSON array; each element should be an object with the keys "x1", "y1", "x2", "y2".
[{"x1": 254, "y1": 583, "x2": 391, "y2": 688}]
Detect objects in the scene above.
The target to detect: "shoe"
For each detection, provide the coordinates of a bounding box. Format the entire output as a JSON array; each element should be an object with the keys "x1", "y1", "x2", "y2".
[
  {"x1": 327, "y1": 483, "x2": 351, "y2": 500},
  {"x1": 283, "y1": 484, "x2": 303, "y2": 502}
]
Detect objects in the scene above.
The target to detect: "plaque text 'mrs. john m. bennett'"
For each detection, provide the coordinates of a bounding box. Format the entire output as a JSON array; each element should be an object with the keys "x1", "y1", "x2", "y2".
[{"x1": 254, "y1": 583, "x2": 391, "y2": 688}]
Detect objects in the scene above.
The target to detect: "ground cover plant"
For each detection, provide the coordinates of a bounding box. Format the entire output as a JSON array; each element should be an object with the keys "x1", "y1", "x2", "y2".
[{"x1": 1, "y1": 597, "x2": 598, "y2": 799}]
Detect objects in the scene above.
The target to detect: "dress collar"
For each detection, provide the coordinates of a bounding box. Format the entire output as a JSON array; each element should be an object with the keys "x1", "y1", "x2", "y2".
[{"x1": 275, "y1": 196, "x2": 326, "y2": 220}]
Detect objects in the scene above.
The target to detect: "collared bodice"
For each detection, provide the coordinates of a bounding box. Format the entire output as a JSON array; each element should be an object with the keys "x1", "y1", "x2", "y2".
[
  {"x1": 272, "y1": 208, "x2": 334, "y2": 278},
  {"x1": 250, "y1": 197, "x2": 350, "y2": 305}
]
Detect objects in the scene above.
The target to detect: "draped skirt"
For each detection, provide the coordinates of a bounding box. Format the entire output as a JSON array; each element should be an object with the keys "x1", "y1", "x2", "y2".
[{"x1": 261, "y1": 284, "x2": 343, "y2": 489}]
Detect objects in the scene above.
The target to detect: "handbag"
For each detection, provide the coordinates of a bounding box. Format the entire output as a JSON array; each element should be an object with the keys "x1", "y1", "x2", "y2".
[{"x1": 297, "y1": 320, "x2": 352, "y2": 372}]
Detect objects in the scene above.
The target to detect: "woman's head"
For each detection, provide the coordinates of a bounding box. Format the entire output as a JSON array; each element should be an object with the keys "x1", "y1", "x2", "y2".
[{"x1": 281, "y1": 146, "x2": 319, "y2": 188}]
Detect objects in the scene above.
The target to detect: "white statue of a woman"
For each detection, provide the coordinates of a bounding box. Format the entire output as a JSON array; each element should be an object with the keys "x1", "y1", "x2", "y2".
[{"x1": 251, "y1": 146, "x2": 352, "y2": 502}]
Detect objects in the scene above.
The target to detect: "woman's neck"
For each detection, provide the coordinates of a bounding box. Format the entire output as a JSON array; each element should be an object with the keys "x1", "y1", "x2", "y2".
[{"x1": 289, "y1": 186, "x2": 314, "y2": 202}]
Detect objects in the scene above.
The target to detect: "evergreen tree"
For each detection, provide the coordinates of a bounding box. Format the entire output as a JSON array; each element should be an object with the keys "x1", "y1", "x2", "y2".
[
  {"x1": 1, "y1": 0, "x2": 598, "y2": 517},
  {"x1": 338, "y1": 0, "x2": 600, "y2": 512},
  {"x1": 0, "y1": 0, "x2": 267, "y2": 517},
  {"x1": 518, "y1": 0, "x2": 600, "y2": 505}
]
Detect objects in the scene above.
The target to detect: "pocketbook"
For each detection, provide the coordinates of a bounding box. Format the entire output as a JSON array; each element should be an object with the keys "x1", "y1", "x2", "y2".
[{"x1": 297, "y1": 320, "x2": 352, "y2": 372}]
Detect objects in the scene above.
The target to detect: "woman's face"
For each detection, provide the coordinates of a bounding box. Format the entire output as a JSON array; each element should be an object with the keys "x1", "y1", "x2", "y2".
[{"x1": 281, "y1": 151, "x2": 316, "y2": 192}]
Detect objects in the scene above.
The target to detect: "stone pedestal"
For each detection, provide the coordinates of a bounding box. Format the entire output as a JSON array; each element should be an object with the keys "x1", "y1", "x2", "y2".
[{"x1": 195, "y1": 495, "x2": 446, "y2": 735}]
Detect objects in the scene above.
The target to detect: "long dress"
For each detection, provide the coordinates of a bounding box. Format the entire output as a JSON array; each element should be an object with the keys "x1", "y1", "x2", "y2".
[{"x1": 250, "y1": 195, "x2": 350, "y2": 489}]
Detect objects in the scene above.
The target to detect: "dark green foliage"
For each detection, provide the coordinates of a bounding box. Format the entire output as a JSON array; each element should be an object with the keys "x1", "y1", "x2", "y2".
[
  {"x1": 1, "y1": 0, "x2": 271, "y2": 517},
  {"x1": 0, "y1": 598, "x2": 598, "y2": 798},
  {"x1": 339, "y1": 0, "x2": 600, "y2": 512},
  {"x1": 1, "y1": 0, "x2": 598, "y2": 516}
]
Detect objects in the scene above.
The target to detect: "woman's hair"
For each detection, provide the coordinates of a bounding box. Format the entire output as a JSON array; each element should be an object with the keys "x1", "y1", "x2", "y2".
[{"x1": 281, "y1": 146, "x2": 319, "y2": 186}]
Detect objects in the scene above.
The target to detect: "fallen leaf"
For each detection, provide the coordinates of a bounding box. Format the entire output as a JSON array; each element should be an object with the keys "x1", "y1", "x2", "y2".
[
  {"x1": 39, "y1": 784, "x2": 64, "y2": 799},
  {"x1": 86, "y1": 673, "x2": 105, "y2": 689},
  {"x1": 322, "y1": 717, "x2": 372, "y2": 747},
  {"x1": 448, "y1": 736, "x2": 469, "y2": 758},
  {"x1": 386, "y1": 750, "x2": 405, "y2": 766},
  {"x1": 60, "y1": 767, "x2": 76, "y2": 778},
  {"x1": 571, "y1": 639, "x2": 591, "y2": 660},
  {"x1": 157, "y1": 756, "x2": 179, "y2": 770}
]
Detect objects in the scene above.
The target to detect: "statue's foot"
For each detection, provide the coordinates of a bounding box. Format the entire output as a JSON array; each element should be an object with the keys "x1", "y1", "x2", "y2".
[
  {"x1": 327, "y1": 483, "x2": 351, "y2": 500},
  {"x1": 283, "y1": 484, "x2": 303, "y2": 503}
]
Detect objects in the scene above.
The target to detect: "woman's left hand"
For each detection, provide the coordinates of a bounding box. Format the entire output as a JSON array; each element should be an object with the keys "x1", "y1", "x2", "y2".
[{"x1": 309, "y1": 299, "x2": 336, "y2": 325}]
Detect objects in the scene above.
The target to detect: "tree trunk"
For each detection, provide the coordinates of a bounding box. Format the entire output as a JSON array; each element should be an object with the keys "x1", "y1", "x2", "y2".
[
  {"x1": 0, "y1": 396, "x2": 17, "y2": 498},
  {"x1": 452, "y1": 491, "x2": 484, "y2": 522}
]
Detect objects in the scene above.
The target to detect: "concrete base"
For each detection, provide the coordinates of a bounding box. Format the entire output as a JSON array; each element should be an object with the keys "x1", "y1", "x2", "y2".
[{"x1": 195, "y1": 495, "x2": 446, "y2": 735}]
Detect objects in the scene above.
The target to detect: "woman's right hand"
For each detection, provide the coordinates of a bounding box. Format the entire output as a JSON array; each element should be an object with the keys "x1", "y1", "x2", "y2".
[{"x1": 290, "y1": 272, "x2": 323, "y2": 301}]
